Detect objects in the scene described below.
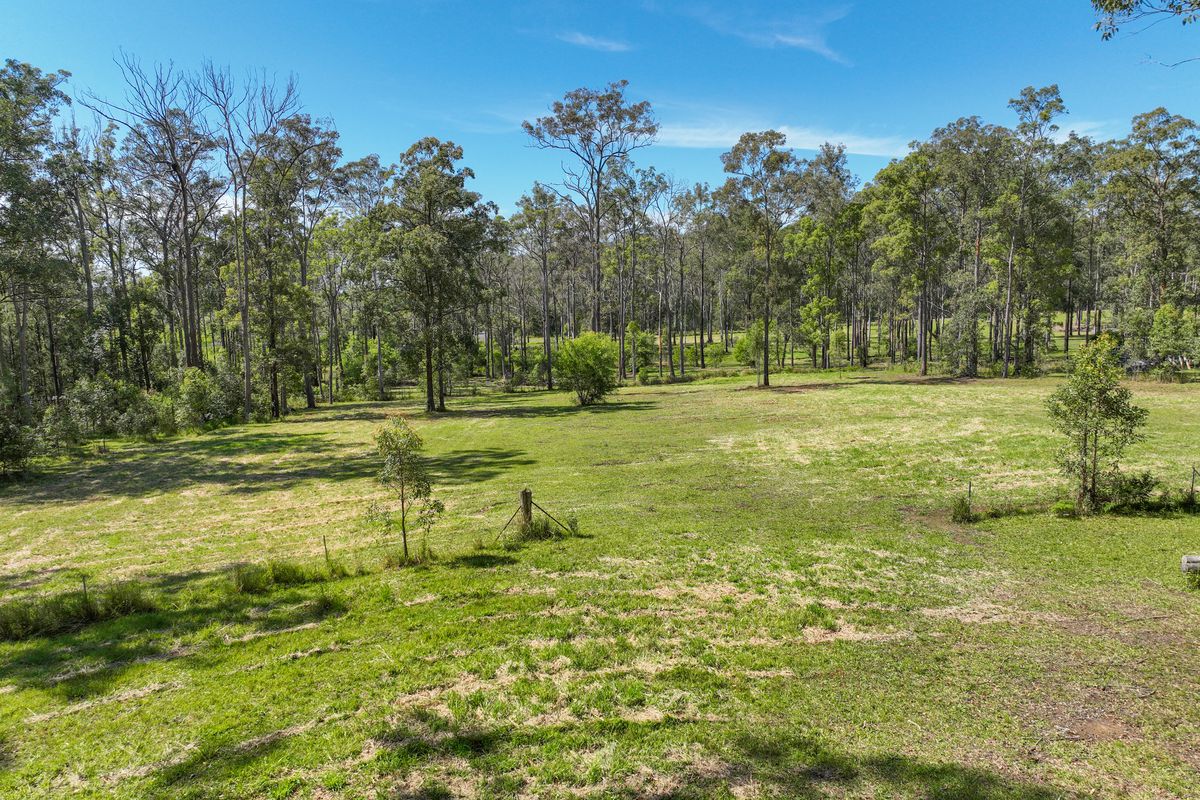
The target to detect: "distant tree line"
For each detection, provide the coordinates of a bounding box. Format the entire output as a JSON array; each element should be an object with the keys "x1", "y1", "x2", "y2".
[{"x1": 2, "y1": 56, "x2": 1198, "y2": 469}]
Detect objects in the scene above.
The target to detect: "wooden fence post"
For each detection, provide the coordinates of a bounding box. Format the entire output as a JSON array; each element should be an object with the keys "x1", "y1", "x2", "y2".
[{"x1": 519, "y1": 488, "x2": 533, "y2": 531}]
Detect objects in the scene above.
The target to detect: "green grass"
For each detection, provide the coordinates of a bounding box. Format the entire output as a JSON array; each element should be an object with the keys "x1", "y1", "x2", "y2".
[{"x1": 1, "y1": 368, "x2": 1198, "y2": 798}]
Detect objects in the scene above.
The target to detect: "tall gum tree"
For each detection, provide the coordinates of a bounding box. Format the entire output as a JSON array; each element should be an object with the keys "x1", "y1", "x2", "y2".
[{"x1": 523, "y1": 80, "x2": 657, "y2": 334}]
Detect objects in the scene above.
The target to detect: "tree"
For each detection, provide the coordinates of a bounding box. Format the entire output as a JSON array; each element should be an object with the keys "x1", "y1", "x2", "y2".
[
  {"x1": 1093, "y1": 1, "x2": 1200, "y2": 39},
  {"x1": 513, "y1": 183, "x2": 562, "y2": 388},
  {"x1": 720, "y1": 131, "x2": 805, "y2": 387},
  {"x1": 556, "y1": 332, "x2": 618, "y2": 405},
  {"x1": 375, "y1": 417, "x2": 432, "y2": 561},
  {"x1": 523, "y1": 81, "x2": 658, "y2": 332},
  {"x1": 1046, "y1": 335, "x2": 1149, "y2": 512}
]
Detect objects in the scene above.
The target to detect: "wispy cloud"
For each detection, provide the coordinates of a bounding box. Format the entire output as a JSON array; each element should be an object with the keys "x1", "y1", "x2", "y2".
[
  {"x1": 677, "y1": 4, "x2": 852, "y2": 64},
  {"x1": 556, "y1": 31, "x2": 632, "y2": 52},
  {"x1": 656, "y1": 120, "x2": 908, "y2": 158},
  {"x1": 1051, "y1": 119, "x2": 1116, "y2": 143}
]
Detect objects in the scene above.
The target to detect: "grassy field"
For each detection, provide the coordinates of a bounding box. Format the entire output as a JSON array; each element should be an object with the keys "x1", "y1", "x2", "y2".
[{"x1": 1, "y1": 369, "x2": 1198, "y2": 799}]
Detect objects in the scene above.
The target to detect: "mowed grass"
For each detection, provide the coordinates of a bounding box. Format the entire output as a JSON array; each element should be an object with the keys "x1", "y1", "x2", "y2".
[{"x1": 1, "y1": 369, "x2": 1198, "y2": 799}]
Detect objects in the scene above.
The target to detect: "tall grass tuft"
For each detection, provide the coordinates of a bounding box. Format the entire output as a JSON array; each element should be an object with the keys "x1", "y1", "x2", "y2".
[{"x1": 0, "y1": 580, "x2": 159, "y2": 641}]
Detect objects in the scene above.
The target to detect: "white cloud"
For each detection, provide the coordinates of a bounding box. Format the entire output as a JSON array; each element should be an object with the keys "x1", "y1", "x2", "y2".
[
  {"x1": 1051, "y1": 119, "x2": 1117, "y2": 143},
  {"x1": 656, "y1": 121, "x2": 908, "y2": 157},
  {"x1": 679, "y1": 4, "x2": 852, "y2": 65},
  {"x1": 556, "y1": 31, "x2": 632, "y2": 52}
]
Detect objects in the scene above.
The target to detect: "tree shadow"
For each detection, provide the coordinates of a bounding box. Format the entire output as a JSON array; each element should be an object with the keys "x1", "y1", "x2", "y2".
[
  {"x1": 0, "y1": 430, "x2": 377, "y2": 504},
  {"x1": 445, "y1": 553, "x2": 518, "y2": 569},
  {"x1": 423, "y1": 448, "x2": 535, "y2": 484},
  {"x1": 755, "y1": 375, "x2": 977, "y2": 394},
  {"x1": 361, "y1": 712, "x2": 1083, "y2": 800},
  {"x1": 0, "y1": 572, "x2": 348, "y2": 699},
  {"x1": 438, "y1": 398, "x2": 657, "y2": 420}
]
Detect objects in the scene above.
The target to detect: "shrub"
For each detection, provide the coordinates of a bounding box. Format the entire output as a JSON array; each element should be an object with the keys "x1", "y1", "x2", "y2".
[
  {"x1": 116, "y1": 390, "x2": 161, "y2": 439},
  {"x1": 39, "y1": 402, "x2": 84, "y2": 450},
  {"x1": 950, "y1": 495, "x2": 975, "y2": 524},
  {"x1": 177, "y1": 368, "x2": 222, "y2": 430},
  {"x1": 0, "y1": 409, "x2": 34, "y2": 476},
  {"x1": 732, "y1": 321, "x2": 764, "y2": 367},
  {"x1": 556, "y1": 332, "x2": 618, "y2": 406},
  {"x1": 1104, "y1": 470, "x2": 1158, "y2": 511},
  {"x1": 1046, "y1": 335, "x2": 1148, "y2": 513}
]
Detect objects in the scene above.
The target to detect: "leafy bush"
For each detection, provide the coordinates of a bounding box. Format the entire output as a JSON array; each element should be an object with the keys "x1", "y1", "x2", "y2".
[
  {"x1": 950, "y1": 495, "x2": 976, "y2": 524},
  {"x1": 176, "y1": 368, "x2": 229, "y2": 429},
  {"x1": 556, "y1": 332, "x2": 618, "y2": 405},
  {"x1": 116, "y1": 390, "x2": 162, "y2": 439},
  {"x1": 39, "y1": 402, "x2": 84, "y2": 450},
  {"x1": 0, "y1": 408, "x2": 34, "y2": 476},
  {"x1": 1103, "y1": 470, "x2": 1158, "y2": 512},
  {"x1": 733, "y1": 321, "x2": 764, "y2": 367}
]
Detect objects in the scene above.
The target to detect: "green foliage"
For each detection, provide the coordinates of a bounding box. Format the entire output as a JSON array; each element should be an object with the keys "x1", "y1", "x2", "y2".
[
  {"x1": 0, "y1": 408, "x2": 34, "y2": 476},
  {"x1": 176, "y1": 368, "x2": 230, "y2": 430},
  {"x1": 625, "y1": 322, "x2": 655, "y2": 379},
  {"x1": 375, "y1": 417, "x2": 438, "y2": 559},
  {"x1": 1103, "y1": 470, "x2": 1159, "y2": 512},
  {"x1": 231, "y1": 559, "x2": 329, "y2": 594},
  {"x1": 732, "y1": 321, "x2": 765, "y2": 367},
  {"x1": 950, "y1": 495, "x2": 976, "y2": 524},
  {"x1": 1149, "y1": 303, "x2": 1197, "y2": 378},
  {"x1": 1046, "y1": 335, "x2": 1149, "y2": 513},
  {"x1": 556, "y1": 332, "x2": 618, "y2": 405}
]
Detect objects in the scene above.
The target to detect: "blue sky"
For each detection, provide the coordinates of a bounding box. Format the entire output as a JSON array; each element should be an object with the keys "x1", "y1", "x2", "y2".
[{"x1": 4, "y1": 0, "x2": 1198, "y2": 212}]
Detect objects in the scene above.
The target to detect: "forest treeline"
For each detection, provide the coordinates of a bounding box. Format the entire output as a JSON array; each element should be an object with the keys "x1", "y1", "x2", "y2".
[{"x1": 1, "y1": 56, "x2": 1198, "y2": 468}]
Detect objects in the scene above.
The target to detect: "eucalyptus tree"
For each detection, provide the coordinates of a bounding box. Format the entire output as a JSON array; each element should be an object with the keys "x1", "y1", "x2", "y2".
[
  {"x1": 801, "y1": 143, "x2": 856, "y2": 368},
  {"x1": 199, "y1": 63, "x2": 299, "y2": 419},
  {"x1": 83, "y1": 54, "x2": 218, "y2": 369},
  {"x1": 864, "y1": 148, "x2": 951, "y2": 375},
  {"x1": 1101, "y1": 108, "x2": 1199, "y2": 310},
  {"x1": 512, "y1": 183, "x2": 563, "y2": 388},
  {"x1": 523, "y1": 80, "x2": 658, "y2": 333},
  {"x1": 927, "y1": 117, "x2": 1009, "y2": 374},
  {"x1": 1, "y1": 60, "x2": 70, "y2": 415},
  {"x1": 720, "y1": 131, "x2": 805, "y2": 386},
  {"x1": 387, "y1": 137, "x2": 489, "y2": 412}
]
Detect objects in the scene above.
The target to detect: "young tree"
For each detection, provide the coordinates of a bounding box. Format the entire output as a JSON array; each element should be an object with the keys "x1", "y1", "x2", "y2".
[
  {"x1": 1046, "y1": 335, "x2": 1149, "y2": 512},
  {"x1": 375, "y1": 417, "x2": 432, "y2": 561}
]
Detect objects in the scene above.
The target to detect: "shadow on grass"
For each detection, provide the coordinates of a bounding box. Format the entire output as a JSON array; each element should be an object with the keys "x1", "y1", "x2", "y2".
[
  {"x1": 445, "y1": 553, "x2": 518, "y2": 569},
  {"x1": 0, "y1": 573, "x2": 349, "y2": 700},
  {"x1": 438, "y1": 398, "x2": 657, "y2": 420},
  {"x1": 424, "y1": 448, "x2": 535, "y2": 484},
  {"x1": 0, "y1": 430, "x2": 377, "y2": 504},
  {"x1": 357, "y1": 713, "x2": 1082, "y2": 800},
  {"x1": 754, "y1": 375, "x2": 977, "y2": 394}
]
